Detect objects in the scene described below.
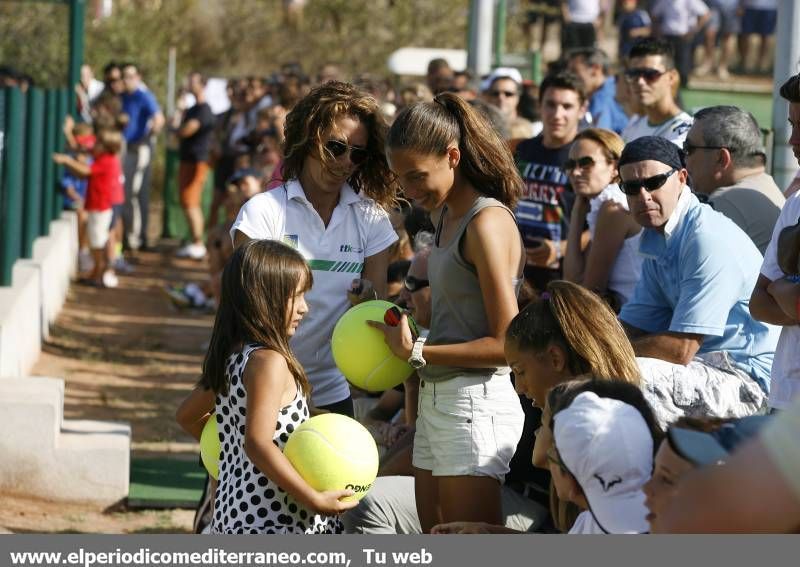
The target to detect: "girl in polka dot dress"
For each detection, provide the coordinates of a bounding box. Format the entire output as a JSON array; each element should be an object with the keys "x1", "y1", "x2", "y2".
[{"x1": 178, "y1": 240, "x2": 357, "y2": 534}]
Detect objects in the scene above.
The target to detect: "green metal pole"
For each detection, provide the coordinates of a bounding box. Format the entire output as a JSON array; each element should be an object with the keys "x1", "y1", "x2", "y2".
[
  {"x1": 531, "y1": 51, "x2": 543, "y2": 85},
  {"x1": 23, "y1": 88, "x2": 44, "y2": 258},
  {"x1": 53, "y1": 89, "x2": 68, "y2": 223},
  {"x1": 494, "y1": 0, "x2": 507, "y2": 68},
  {"x1": 67, "y1": 0, "x2": 85, "y2": 119},
  {"x1": 1, "y1": 88, "x2": 25, "y2": 286},
  {"x1": 41, "y1": 89, "x2": 57, "y2": 233}
]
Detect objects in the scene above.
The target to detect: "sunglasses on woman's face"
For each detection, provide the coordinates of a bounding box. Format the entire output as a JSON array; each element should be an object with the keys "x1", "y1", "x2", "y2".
[
  {"x1": 564, "y1": 156, "x2": 596, "y2": 172},
  {"x1": 403, "y1": 275, "x2": 430, "y2": 293},
  {"x1": 324, "y1": 139, "x2": 368, "y2": 165},
  {"x1": 620, "y1": 168, "x2": 677, "y2": 196}
]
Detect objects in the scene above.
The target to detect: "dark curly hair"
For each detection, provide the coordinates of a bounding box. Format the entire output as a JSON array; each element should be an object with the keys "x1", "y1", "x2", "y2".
[{"x1": 282, "y1": 81, "x2": 400, "y2": 209}]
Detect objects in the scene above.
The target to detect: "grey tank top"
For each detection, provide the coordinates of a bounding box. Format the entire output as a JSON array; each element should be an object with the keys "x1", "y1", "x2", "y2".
[{"x1": 419, "y1": 196, "x2": 523, "y2": 383}]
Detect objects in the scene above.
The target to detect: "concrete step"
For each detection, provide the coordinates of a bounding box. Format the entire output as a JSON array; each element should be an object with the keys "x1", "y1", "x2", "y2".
[{"x1": 0, "y1": 377, "x2": 130, "y2": 504}]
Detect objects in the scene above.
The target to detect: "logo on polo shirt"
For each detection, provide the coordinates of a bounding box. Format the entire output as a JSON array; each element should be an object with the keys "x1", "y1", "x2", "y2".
[
  {"x1": 282, "y1": 234, "x2": 299, "y2": 249},
  {"x1": 339, "y1": 243, "x2": 363, "y2": 253}
]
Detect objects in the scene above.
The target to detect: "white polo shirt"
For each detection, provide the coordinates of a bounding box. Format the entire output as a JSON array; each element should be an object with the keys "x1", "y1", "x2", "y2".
[{"x1": 231, "y1": 179, "x2": 398, "y2": 406}]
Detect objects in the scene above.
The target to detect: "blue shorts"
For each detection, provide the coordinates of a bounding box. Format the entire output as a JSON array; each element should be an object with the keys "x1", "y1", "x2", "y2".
[
  {"x1": 110, "y1": 204, "x2": 124, "y2": 227},
  {"x1": 741, "y1": 8, "x2": 777, "y2": 36},
  {"x1": 707, "y1": 1, "x2": 740, "y2": 35}
]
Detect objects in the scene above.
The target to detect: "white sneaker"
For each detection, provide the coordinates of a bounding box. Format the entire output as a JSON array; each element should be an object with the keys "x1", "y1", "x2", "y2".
[
  {"x1": 102, "y1": 271, "x2": 119, "y2": 288},
  {"x1": 176, "y1": 243, "x2": 207, "y2": 260},
  {"x1": 78, "y1": 250, "x2": 94, "y2": 273}
]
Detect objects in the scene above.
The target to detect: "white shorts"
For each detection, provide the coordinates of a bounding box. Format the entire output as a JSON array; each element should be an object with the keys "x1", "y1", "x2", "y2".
[
  {"x1": 637, "y1": 352, "x2": 768, "y2": 430},
  {"x1": 86, "y1": 209, "x2": 113, "y2": 250},
  {"x1": 412, "y1": 374, "x2": 524, "y2": 481}
]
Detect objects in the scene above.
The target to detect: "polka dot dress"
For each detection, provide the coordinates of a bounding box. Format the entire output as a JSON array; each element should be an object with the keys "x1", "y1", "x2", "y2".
[{"x1": 210, "y1": 343, "x2": 343, "y2": 534}]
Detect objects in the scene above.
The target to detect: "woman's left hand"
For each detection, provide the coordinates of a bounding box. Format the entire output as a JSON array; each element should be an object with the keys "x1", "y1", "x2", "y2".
[{"x1": 367, "y1": 312, "x2": 414, "y2": 361}]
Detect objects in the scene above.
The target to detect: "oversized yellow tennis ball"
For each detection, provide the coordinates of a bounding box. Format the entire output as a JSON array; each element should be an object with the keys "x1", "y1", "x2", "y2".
[
  {"x1": 283, "y1": 413, "x2": 379, "y2": 501},
  {"x1": 200, "y1": 416, "x2": 220, "y2": 480},
  {"x1": 331, "y1": 300, "x2": 414, "y2": 392}
]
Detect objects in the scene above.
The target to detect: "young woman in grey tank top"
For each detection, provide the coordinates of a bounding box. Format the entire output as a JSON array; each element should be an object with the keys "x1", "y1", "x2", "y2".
[{"x1": 371, "y1": 93, "x2": 527, "y2": 533}]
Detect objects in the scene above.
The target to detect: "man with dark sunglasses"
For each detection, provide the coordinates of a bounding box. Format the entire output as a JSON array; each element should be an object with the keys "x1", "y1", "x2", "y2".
[
  {"x1": 621, "y1": 38, "x2": 693, "y2": 148},
  {"x1": 481, "y1": 67, "x2": 536, "y2": 139},
  {"x1": 618, "y1": 136, "x2": 778, "y2": 419},
  {"x1": 684, "y1": 105, "x2": 784, "y2": 255}
]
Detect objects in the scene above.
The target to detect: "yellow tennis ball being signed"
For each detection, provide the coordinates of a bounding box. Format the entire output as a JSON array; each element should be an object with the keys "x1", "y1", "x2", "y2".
[
  {"x1": 331, "y1": 300, "x2": 414, "y2": 392},
  {"x1": 200, "y1": 417, "x2": 220, "y2": 480},
  {"x1": 284, "y1": 413, "x2": 379, "y2": 501}
]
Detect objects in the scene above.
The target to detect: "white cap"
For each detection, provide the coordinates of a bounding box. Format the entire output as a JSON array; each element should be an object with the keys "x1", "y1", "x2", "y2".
[
  {"x1": 553, "y1": 391, "x2": 653, "y2": 534},
  {"x1": 480, "y1": 67, "x2": 523, "y2": 92}
]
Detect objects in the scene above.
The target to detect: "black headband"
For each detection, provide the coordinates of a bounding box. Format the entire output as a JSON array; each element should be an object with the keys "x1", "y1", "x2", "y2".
[{"x1": 618, "y1": 135, "x2": 685, "y2": 170}]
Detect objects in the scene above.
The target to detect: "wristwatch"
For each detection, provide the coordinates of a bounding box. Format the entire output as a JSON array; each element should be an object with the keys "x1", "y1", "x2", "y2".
[{"x1": 408, "y1": 336, "x2": 427, "y2": 370}]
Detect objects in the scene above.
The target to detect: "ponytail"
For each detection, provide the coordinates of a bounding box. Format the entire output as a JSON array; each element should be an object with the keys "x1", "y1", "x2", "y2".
[{"x1": 387, "y1": 93, "x2": 522, "y2": 209}]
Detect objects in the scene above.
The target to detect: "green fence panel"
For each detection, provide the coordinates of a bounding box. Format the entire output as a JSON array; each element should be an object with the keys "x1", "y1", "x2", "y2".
[
  {"x1": 53, "y1": 89, "x2": 68, "y2": 224},
  {"x1": 41, "y1": 89, "x2": 57, "y2": 235},
  {"x1": 23, "y1": 88, "x2": 45, "y2": 258},
  {"x1": 0, "y1": 89, "x2": 5, "y2": 243},
  {"x1": 1, "y1": 88, "x2": 26, "y2": 286}
]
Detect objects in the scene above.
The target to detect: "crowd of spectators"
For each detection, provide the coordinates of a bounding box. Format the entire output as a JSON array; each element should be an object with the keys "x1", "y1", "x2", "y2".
[{"x1": 4, "y1": 0, "x2": 798, "y2": 535}]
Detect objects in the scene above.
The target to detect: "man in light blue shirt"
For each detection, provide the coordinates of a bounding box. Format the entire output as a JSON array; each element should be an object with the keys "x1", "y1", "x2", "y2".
[
  {"x1": 617, "y1": 136, "x2": 777, "y2": 418},
  {"x1": 566, "y1": 47, "x2": 629, "y2": 134}
]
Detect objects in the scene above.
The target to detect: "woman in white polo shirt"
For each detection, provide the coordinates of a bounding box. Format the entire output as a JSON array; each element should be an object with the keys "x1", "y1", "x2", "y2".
[{"x1": 231, "y1": 81, "x2": 400, "y2": 416}]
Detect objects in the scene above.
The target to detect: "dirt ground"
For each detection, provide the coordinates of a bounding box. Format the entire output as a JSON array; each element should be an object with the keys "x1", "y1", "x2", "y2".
[{"x1": 0, "y1": 240, "x2": 214, "y2": 534}]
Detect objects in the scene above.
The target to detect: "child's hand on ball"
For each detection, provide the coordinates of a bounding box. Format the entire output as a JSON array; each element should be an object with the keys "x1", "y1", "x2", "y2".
[
  {"x1": 311, "y1": 489, "x2": 359, "y2": 516},
  {"x1": 367, "y1": 312, "x2": 414, "y2": 360}
]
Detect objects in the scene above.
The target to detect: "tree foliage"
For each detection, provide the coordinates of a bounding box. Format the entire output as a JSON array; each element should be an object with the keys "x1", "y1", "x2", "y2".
[{"x1": 2, "y1": 0, "x2": 477, "y2": 103}]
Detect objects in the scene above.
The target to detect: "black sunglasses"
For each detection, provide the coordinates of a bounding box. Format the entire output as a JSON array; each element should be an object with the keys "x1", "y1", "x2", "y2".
[
  {"x1": 564, "y1": 156, "x2": 596, "y2": 171},
  {"x1": 683, "y1": 141, "x2": 727, "y2": 156},
  {"x1": 624, "y1": 67, "x2": 667, "y2": 83},
  {"x1": 620, "y1": 169, "x2": 677, "y2": 195},
  {"x1": 324, "y1": 139, "x2": 368, "y2": 165},
  {"x1": 403, "y1": 275, "x2": 430, "y2": 293},
  {"x1": 488, "y1": 90, "x2": 517, "y2": 98}
]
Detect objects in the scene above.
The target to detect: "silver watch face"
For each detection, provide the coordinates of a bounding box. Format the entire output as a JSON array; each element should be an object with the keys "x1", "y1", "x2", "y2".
[{"x1": 409, "y1": 357, "x2": 425, "y2": 369}]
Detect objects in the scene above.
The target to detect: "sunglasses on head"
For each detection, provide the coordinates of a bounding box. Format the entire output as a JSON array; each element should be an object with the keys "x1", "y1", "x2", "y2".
[
  {"x1": 564, "y1": 156, "x2": 596, "y2": 172},
  {"x1": 620, "y1": 168, "x2": 677, "y2": 195},
  {"x1": 324, "y1": 139, "x2": 368, "y2": 165},
  {"x1": 488, "y1": 90, "x2": 517, "y2": 98},
  {"x1": 624, "y1": 67, "x2": 667, "y2": 83},
  {"x1": 403, "y1": 275, "x2": 429, "y2": 293}
]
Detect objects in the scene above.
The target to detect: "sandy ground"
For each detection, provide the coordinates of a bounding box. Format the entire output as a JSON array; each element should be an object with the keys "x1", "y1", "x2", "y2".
[{"x1": 0, "y1": 242, "x2": 214, "y2": 534}]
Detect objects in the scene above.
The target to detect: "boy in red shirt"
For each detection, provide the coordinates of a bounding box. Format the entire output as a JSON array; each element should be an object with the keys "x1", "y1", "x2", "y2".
[{"x1": 54, "y1": 129, "x2": 124, "y2": 287}]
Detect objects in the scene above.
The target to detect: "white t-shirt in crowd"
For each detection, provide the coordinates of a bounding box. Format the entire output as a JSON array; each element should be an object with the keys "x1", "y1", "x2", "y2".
[
  {"x1": 622, "y1": 112, "x2": 693, "y2": 147},
  {"x1": 567, "y1": 0, "x2": 602, "y2": 24},
  {"x1": 759, "y1": 192, "x2": 800, "y2": 410},
  {"x1": 651, "y1": 0, "x2": 709, "y2": 36},
  {"x1": 569, "y1": 511, "x2": 606, "y2": 534},
  {"x1": 587, "y1": 184, "x2": 642, "y2": 304},
  {"x1": 231, "y1": 179, "x2": 398, "y2": 406}
]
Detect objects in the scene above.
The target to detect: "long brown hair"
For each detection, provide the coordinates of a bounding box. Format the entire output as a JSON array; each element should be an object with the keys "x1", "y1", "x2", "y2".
[
  {"x1": 282, "y1": 80, "x2": 399, "y2": 209},
  {"x1": 201, "y1": 240, "x2": 313, "y2": 397},
  {"x1": 506, "y1": 280, "x2": 640, "y2": 384},
  {"x1": 386, "y1": 92, "x2": 523, "y2": 209}
]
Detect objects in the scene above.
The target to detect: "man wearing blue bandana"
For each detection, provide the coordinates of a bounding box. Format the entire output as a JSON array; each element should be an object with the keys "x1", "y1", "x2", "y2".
[{"x1": 618, "y1": 136, "x2": 779, "y2": 418}]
